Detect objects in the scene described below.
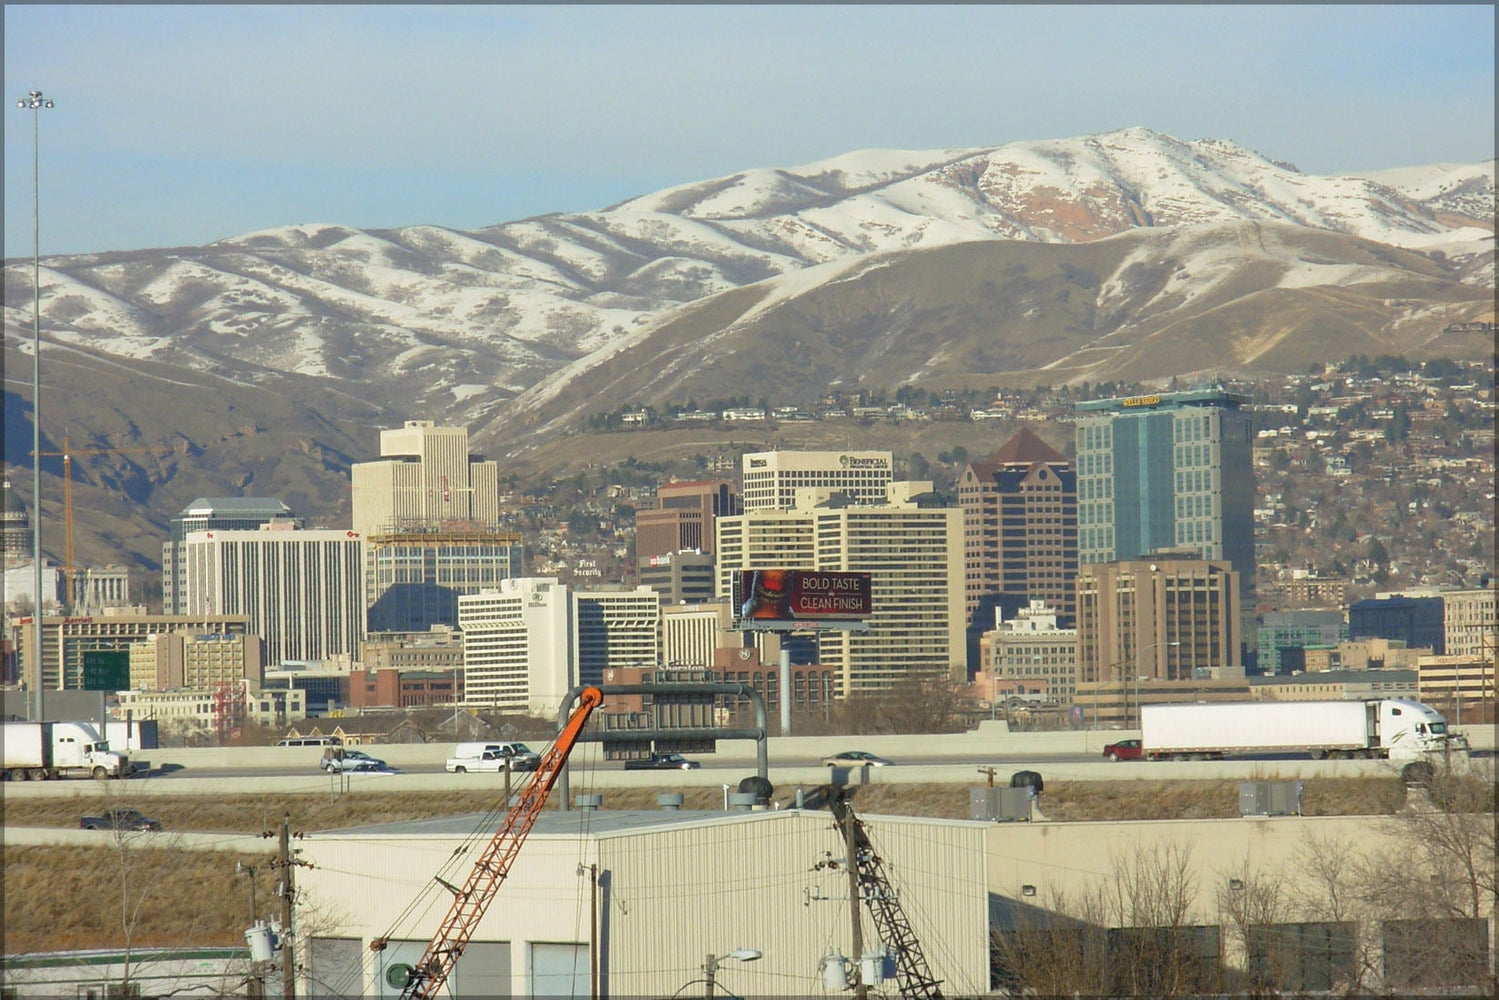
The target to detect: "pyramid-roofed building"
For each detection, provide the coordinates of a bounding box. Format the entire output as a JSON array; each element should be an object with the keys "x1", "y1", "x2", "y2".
[{"x1": 959, "y1": 428, "x2": 1077, "y2": 637}]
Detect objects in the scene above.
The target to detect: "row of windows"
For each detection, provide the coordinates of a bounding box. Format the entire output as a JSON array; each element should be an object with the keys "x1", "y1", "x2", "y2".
[
  {"x1": 1079, "y1": 423, "x2": 1113, "y2": 450},
  {"x1": 1078, "y1": 451, "x2": 1113, "y2": 476},
  {"x1": 1173, "y1": 412, "x2": 1217, "y2": 442},
  {"x1": 1177, "y1": 521, "x2": 1215, "y2": 544},
  {"x1": 1079, "y1": 479, "x2": 1114, "y2": 501},
  {"x1": 1176, "y1": 442, "x2": 1218, "y2": 467}
]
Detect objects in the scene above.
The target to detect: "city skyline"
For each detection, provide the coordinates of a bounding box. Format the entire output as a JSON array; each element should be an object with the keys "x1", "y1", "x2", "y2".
[{"x1": 4, "y1": 4, "x2": 1493, "y2": 256}]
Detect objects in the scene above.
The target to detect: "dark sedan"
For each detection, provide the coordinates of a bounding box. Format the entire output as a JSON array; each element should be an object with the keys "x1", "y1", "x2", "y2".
[
  {"x1": 81, "y1": 808, "x2": 162, "y2": 831},
  {"x1": 623, "y1": 753, "x2": 701, "y2": 770}
]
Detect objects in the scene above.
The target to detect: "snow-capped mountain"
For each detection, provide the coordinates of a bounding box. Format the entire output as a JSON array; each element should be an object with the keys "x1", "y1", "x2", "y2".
[
  {"x1": 4, "y1": 128, "x2": 1491, "y2": 421},
  {"x1": 2, "y1": 126, "x2": 1493, "y2": 572}
]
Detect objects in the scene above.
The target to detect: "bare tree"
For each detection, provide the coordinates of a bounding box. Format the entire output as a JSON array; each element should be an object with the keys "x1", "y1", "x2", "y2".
[
  {"x1": 829, "y1": 673, "x2": 975, "y2": 734},
  {"x1": 992, "y1": 841, "x2": 1227, "y2": 996},
  {"x1": 1350, "y1": 758, "x2": 1498, "y2": 994},
  {"x1": 1214, "y1": 859, "x2": 1293, "y2": 998}
]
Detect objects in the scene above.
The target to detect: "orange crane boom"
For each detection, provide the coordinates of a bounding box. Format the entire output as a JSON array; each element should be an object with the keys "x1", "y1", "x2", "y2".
[
  {"x1": 29, "y1": 435, "x2": 172, "y2": 609},
  {"x1": 397, "y1": 685, "x2": 604, "y2": 999}
]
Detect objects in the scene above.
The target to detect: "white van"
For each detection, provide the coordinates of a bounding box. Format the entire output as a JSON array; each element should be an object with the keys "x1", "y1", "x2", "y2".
[{"x1": 446, "y1": 741, "x2": 541, "y2": 773}]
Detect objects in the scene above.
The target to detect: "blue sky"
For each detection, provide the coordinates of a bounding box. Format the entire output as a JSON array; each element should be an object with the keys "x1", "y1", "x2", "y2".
[{"x1": 4, "y1": 4, "x2": 1494, "y2": 256}]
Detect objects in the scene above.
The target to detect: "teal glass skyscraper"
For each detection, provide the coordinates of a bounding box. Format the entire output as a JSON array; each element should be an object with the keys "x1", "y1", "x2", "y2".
[{"x1": 1074, "y1": 389, "x2": 1256, "y2": 609}]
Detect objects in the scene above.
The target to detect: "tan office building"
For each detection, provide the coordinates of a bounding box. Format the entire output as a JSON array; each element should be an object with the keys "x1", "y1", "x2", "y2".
[
  {"x1": 16, "y1": 611, "x2": 251, "y2": 692},
  {"x1": 351, "y1": 420, "x2": 500, "y2": 536},
  {"x1": 182, "y1": 524, "x2": 365, "y2": 666},
  {"x1": 1443, "y1": 582, "x2": 1497, "y2": 663},
  {"x1": 1076, "y1": 552, "x2": 1242, "y2": 686},
  {"x1": 128, "y1": 630, "x2": 264, "y2": 692},
  {"x1": 635, "y1": 479, "x2": 737, "y2": 559},
  {"x1": 716, "y1": 482, "x2": 965, "y2": 694},
  {"x1": 739, "y1": 449, "x2": 893, "y2": 511}
]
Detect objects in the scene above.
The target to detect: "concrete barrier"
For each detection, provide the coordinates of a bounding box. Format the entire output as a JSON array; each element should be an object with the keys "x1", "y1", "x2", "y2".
[
  {"x1": 1, "y1": 825, "x2": 274, "y2": 853},
  {"x1": 1, "y1": 757, "x2": 1448, "y2": 801}
]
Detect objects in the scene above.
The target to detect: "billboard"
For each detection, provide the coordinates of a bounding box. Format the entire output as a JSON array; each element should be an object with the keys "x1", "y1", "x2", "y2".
[{"x1": 732, "y1": 570, "x2": 872, "y2": 629}]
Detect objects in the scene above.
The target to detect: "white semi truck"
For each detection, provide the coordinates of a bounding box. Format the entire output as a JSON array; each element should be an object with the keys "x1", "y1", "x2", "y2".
[
  {"x1": 2, "y1": 720, "x2": 131, "y2": 780},
  {"x1": 1140, "y1": 699, "x2": 1465, "y2": 761}
]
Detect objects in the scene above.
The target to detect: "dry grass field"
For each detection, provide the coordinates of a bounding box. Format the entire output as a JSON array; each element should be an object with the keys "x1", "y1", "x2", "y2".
[{"x1": 2, "y1": 777, "x2": 1413, "y2": 954}]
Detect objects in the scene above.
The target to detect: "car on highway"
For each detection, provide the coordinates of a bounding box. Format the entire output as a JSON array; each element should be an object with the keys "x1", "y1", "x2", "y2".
[
  {"x1": 1102, "y1": 739, "x2": 1144, "y2": 762},
  {"x1": 321, "y1": 749, "x2": 387, "y2": 773},
  {"x1": 822, "y1": 750, "x2": 894, "y2": 768},
  {"x1": 80, "y1": 808, "x2": 162, "y2": 832},
  {"x1": 623, "y1": 753, "x2": 701, "y2": 770},
  {"x1": 344, "y1": 760, "x2": 398, "y2": 775}
]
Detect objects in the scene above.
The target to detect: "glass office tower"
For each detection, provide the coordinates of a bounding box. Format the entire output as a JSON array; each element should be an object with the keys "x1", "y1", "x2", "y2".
[{"x1": 1074, "y1": 389, "x2": 1255, "y2": 610}]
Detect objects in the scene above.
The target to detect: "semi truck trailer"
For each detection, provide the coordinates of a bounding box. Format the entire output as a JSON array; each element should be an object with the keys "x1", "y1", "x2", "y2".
[
  {"x1": 105, "y1": 718, "x2": 159, "y2": 752},
  {"x1": 1140, "y1": 699, "x2": 1463, "y2": 761},
  {"x1": 1, "y1": 720, "x2": 131, "y2": 780}
]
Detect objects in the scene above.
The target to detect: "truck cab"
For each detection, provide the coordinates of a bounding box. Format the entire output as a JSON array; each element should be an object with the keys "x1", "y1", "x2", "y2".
[
  {"x1": 446, "y1": 742, "x2": 542, "y2": 773},
  {"x1": 1377, "y1": 699, "x2": 1461, "y2": 758}
]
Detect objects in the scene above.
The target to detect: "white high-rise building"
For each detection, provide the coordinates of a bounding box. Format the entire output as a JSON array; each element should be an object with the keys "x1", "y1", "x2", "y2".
[
  {"x1": 575, "y1": 585, "x2": 661, "y2": 685},
  {"x1": 182, "y1": 524, "x2": 365, "y2": 667},
  {"x1": 458, "y1": 578, "x2": 575, "y2": 714},
  {"x1": 457, "y1": 579, "x2": 662, "y2": 715},
  {"x1": 740, "y1": 450, "x2": 893, "y2": 512},
  {"x1": 716, "y1": 482, "x2": 965, "y2": 695},
  {"x1": 661, "y1": 600, "x2": 736, "y2": 669},
  {"x1": 351, "y1": 421, "x2": 500, "y2": 536}
]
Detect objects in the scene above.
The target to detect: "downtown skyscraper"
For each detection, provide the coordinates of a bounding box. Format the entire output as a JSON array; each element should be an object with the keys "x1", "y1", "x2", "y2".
[{"x1": 1074, "y1": 388, "x2": 1256, "y2": 612}]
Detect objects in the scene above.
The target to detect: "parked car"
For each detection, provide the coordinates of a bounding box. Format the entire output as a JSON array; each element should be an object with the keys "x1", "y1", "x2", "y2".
[
  {"x1": 623, "y1": 753, "x2": 701, "y2": 770},
  {"x1": 822, "y1": 750, "x2": 894, "y2": 768},
  {"x1": 321, "y1": 748, "x2": 387, "y2": 773},
  {"x1": 1102, "y1": 739, "x2": 1144, "y2": 762},
  {"x1": 80, "y1": 808, "x2": 161, "y2": 832}
]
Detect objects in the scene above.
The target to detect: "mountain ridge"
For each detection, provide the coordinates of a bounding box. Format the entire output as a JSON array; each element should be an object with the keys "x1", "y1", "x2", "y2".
[{"x1": 2, "y1": 126, "x2": 1493, "y2": 571}]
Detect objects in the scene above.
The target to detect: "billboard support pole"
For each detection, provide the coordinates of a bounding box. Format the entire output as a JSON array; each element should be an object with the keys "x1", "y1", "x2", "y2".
[{"x1": 779, "y1": 644, "x2": 792, "y2": 736}]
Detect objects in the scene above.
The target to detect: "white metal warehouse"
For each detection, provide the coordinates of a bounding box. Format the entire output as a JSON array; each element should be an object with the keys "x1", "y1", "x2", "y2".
[{"x1": 296, "y1": 806, "x2": 992, "y2": 998}]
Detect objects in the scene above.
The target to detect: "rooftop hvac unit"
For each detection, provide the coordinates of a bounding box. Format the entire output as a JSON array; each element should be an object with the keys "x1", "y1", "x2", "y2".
[
  {"x1": 1239, "y1": 780, "x2": 1304, "y2": 817},
  {"x1": 970, "y1": 785, "x2": 1034, "y2": 822}
]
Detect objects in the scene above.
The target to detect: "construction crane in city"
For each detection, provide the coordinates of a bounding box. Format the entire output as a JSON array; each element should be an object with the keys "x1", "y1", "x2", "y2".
[
  {"x1": 386, "y1": 685, "x2": 604, "y2": 1000},
  {"x1": 828, "y1": 796, "x2": 945, "y2": 1000},
  {"x1": 29, "y1": 435, "x2": 173, "y2": 610}
]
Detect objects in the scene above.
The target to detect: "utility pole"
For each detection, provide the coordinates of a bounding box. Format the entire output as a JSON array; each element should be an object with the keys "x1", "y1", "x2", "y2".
[
  {"x1": 842, "y1": 806, "x2": 869, "y2": 1000},
  {"x1": 279, "y1": 813, "x2": 296, "y2": 1000},
  {"x1": 238, "y1": 860, "x2": 266, "y2": 999},
  {"x1": 578, "y1": 863, "x2": 599, "y2": 1000}
]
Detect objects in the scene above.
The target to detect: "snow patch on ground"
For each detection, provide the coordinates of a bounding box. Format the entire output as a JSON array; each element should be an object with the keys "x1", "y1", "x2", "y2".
[{"x1": 450, "y1": 383, "x2": 489, "y2": 401}]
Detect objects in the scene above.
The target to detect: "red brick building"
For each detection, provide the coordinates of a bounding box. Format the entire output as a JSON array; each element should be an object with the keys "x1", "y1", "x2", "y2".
[{"x1": 347, "y1": 668, "x2": 461, "y2": 709}]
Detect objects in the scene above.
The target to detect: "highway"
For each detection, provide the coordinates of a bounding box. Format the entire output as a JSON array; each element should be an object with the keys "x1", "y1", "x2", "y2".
[{"x1": 4, "y1": 721, "x2": 1488, "y2": 797}]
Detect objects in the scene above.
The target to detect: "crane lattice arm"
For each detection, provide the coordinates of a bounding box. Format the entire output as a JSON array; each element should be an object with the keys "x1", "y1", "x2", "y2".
[
  {"x1": 396, "y1": 685, "x2": 604, "y2": 999},
  {"x1": 830, "y1": 797, "x2": 945, "y2": 1000},
  {"x1": 29, "y1": 435, "x2": 173, "y2": 609}
]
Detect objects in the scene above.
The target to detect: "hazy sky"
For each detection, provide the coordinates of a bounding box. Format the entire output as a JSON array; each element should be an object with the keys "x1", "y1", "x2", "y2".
[{"x1": 4, "y1": 4, "x2": 1494, "y2": 256}]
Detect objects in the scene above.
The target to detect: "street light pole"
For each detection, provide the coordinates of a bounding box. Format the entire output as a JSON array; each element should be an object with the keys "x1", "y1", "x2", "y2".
[
  {"x1": 702, "y1": 948, "x2": 761, "y2": 1000},
  {"x1": 1132, "y1": 640, "x2": 1180, "y2": 729},
  {"x1": 17, "y1": 89, "x2": 54, "y2": 723}
]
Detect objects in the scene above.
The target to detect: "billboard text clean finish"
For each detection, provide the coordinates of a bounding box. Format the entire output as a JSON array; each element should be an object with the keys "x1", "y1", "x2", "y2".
[{"x1": 733, "y1": 570, "x2": 872, "y2": 624}]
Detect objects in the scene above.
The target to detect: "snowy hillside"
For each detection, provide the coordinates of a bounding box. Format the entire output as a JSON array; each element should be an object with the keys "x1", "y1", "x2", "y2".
[{"x1": 4, "y1": 127, "x2": 1493, "y2": 431}]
